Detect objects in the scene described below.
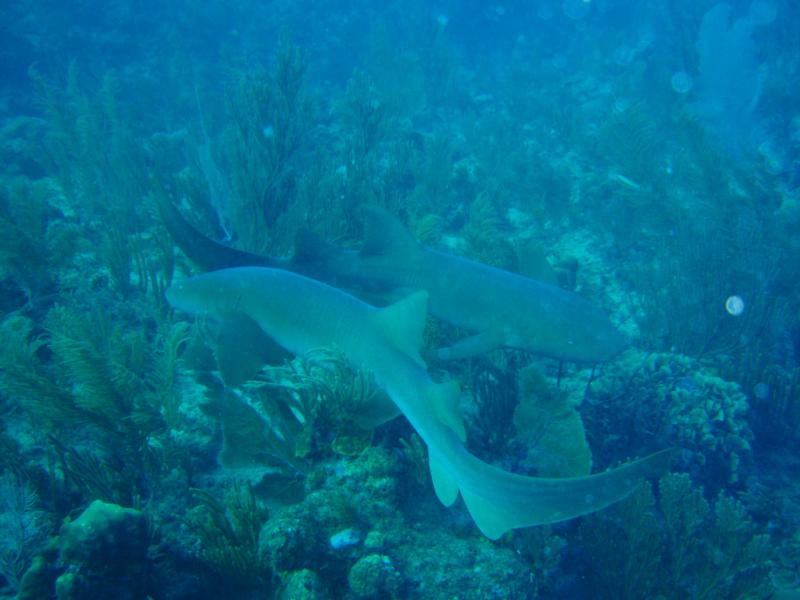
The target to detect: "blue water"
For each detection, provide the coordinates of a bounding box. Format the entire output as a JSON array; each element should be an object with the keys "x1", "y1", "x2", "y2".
[{"x1": 0, "y1": 1, "x2": 798, "y2": 598}]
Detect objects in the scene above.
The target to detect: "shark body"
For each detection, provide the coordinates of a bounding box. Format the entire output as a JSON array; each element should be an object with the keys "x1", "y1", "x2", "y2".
[
  {"x1": 167, "y1": 267, "x2": 670, "y2": 539},
  {"x1": 294, "y1": 207, "x2": 628, "y2": 362},
  {"x1": 158, "y1": 196, "x2": 627, "y2": 363}
]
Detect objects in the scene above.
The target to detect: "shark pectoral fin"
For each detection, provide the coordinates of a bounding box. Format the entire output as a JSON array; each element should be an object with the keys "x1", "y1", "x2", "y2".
[
  {"x1": 428, "y1": 380, "x2": 465, "y2": 441},
  {"x1": 216, "y1": 313, "x2": 292, "y2": 386},
  {"x1": 352, "y1": 390, "x2": 401, "y2": 430},
  {"x1": 430, "y1": 453, "x2": 459, "y2": 506},
  {"x1": 458, "y1": 446, "x2": 674, "y2": 540},
  {"x1": 373, "y1": 291, "x2": 429, "y2": 367},
  {"x1": 437, "y1": 329, "x2": 505, "y2": 360}
]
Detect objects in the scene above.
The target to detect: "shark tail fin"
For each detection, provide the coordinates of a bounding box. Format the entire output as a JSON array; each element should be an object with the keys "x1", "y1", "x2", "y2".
[
  {"x1": 361, "y1": 205, "x2": 421, "y2": 257},
  {"x1": 154, "y1": 188, "x2": 279, "y2": 271},
  {"x1": 457, "y1": 447, "x2": 675, "y2": 540},
  {"x1": 373, "y1": 291, "x2": 428, "y2": 368}
]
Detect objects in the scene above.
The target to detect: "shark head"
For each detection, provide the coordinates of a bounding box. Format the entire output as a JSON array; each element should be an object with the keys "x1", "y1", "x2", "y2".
[
  {"x1": 579, "y1": 316, "x2": 629, "y2": 360},
  {"x1": 166, "y1": 271, "x2": 247, "y2": 319},
  {"x1": 558, "y1": 307, "x2": 629, "y2": 362},
  {"x1": 506, "y1": 292, "x2": 629, "y2": 363}
]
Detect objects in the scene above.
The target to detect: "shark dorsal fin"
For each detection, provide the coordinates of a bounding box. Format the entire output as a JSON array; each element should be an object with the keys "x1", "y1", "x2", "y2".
[
  {"x1": 216, "y1": 312, "x2": 292, "y2": 386},
  {"x1": 361, "y1": 206, "x2": 420, "y2": 257},
  {"x1": 373, "y1": 290, "x2": 428, "y2": 367},
  {"x1": 516, "y1": 239, "x2": 559, "y2": 285}
]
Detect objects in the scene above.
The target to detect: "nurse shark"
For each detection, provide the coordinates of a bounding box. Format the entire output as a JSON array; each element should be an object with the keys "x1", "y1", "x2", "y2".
[
  {"x1": 158, "y1": 197, "x2": 627, "y2": 363},
  {"x1": 166, "y1": 267, "x2": 670, "y2": 539}
]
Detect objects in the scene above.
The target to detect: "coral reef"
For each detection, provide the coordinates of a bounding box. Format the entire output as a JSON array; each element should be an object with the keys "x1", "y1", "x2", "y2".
[
  {"x1": 0, "y1": 2, "x2": 796, "y2": 597},
  {"x1": 56, "y1": 501, "x2": 151, "y2": 600},
  {"x1": 585, "y1": 350, "x2": 753, "y2": 490}
]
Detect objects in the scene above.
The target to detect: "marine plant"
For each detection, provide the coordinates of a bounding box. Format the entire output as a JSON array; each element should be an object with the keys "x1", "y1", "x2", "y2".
[
  {"x1": 218, "y1": 37, "x2": 311, "y2": 255},
  {"x1": 340, "y1": 69, "x2": 392, "y2": 162},
  {"x1": 747, "y1": 365, "x2": 800, "y2": 447},
  {"x1": 0, "y1": 307, "x2": 188, "y2": 507},
  {"x1": 0, "y1": 472, "x2": 50, "y2": 594},
  {"x1": 244, "y1": 349, "x2": 382, "y2": 460},
  {"x1": 196, "y1": 346, "x2": 385, "y2": 507},
  {"x1": 182, "y1": 481, "x2": 270, "y2": 592},
  {"x1": 468, "y1": 359, "x2": 518, "y2": 456},
  {"x1": 462, "y1": 191, "x2": 517, "y2": 271},
  {"x1": 594, "y1": 102, "x2": 665, "y2": 192},
  {"x1": 0, "y1": 178, "x2": 60, "y2": 308},
  {"x1": 634, "y1": 206, "x2": 782, "y2": 363},
  {"x1": 31, "y1": 63, "x2": 149, "y2": 224},
  {"x1": 579, "y1": 472, "x2": 773, "y2": 599}
]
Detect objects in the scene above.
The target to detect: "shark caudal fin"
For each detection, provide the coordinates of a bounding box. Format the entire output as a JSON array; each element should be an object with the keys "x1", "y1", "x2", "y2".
[
  {"x1": 155, "y1": 190, "x2": 279, "y2": 271},
  {"x1": 457, "y1": 446, "x2": 675, "y2": 540}
]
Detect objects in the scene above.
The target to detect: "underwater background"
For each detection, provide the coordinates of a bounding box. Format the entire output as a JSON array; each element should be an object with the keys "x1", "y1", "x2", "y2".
[{"x1": 0, "y1": 0, "x2": 799, "y2": 598}]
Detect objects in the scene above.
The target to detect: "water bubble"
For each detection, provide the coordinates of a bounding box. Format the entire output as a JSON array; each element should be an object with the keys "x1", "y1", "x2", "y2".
[
  {"x1": 262, "y1": 125, "x2": 274, "y2": 139},
  {"x1": 671, "y1": 71, "x2": 693, "y2": 94},
  {"x1": 436, "y1": 14, "x2": 449, "y2": 27},
  {"x1": 753, "y1": 382, "x2": 770, "y2": 400},
  {"x1": 562, "y1": 0, "x2": 591, "y2": 20},
  {"x1": 725, "y1": 295, "x2": 745, "y2": 316}
]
